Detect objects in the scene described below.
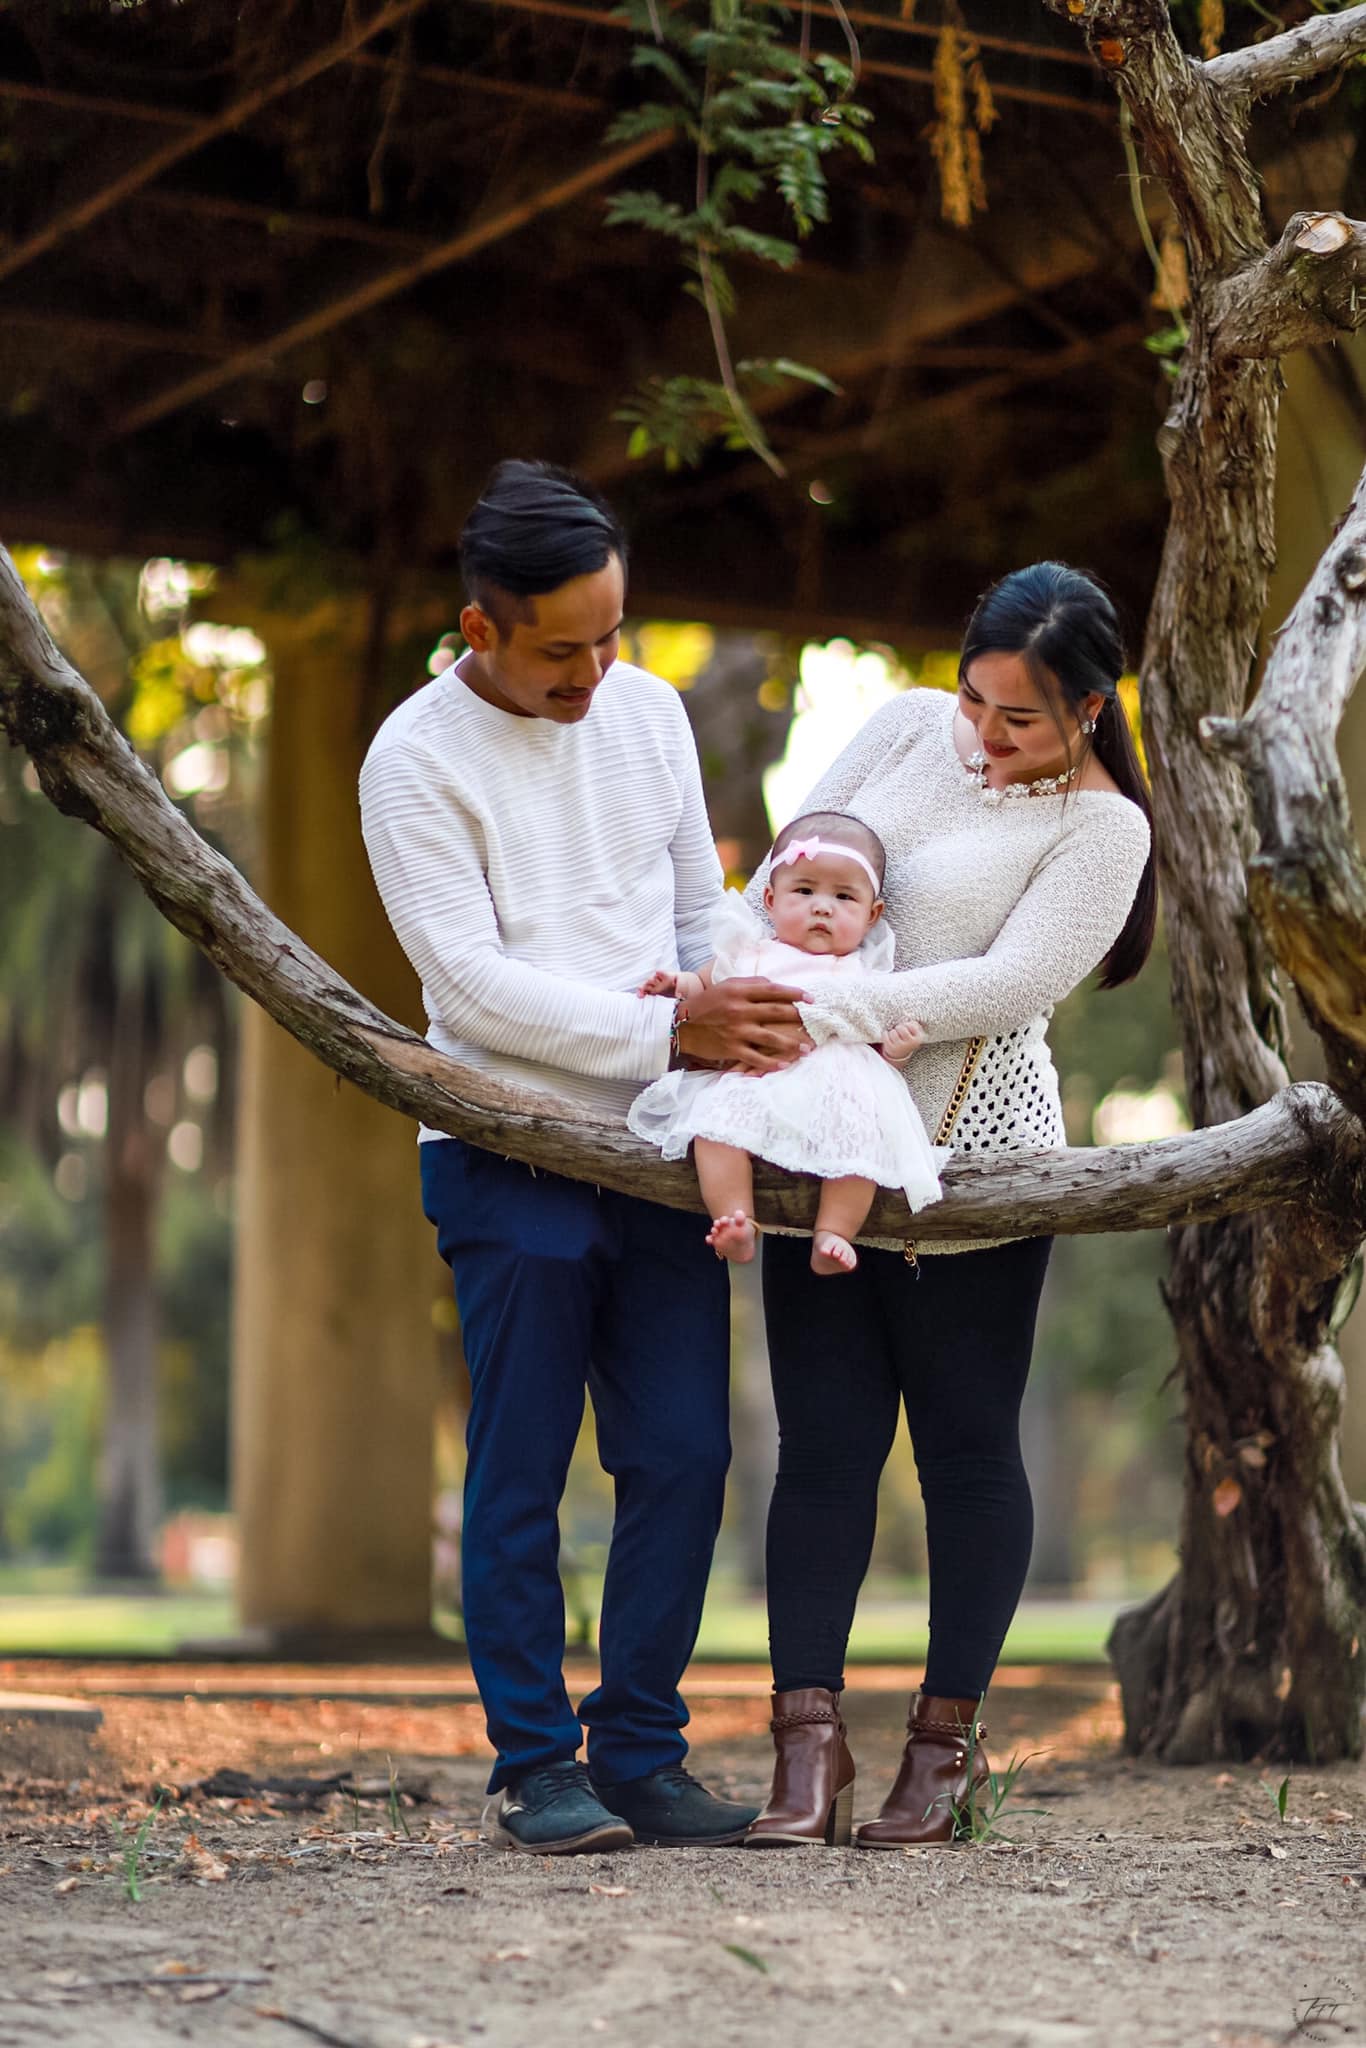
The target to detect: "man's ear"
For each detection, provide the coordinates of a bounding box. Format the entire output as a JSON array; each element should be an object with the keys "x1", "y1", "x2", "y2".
[
  {"x1": 868, "y1": 899, "x2": 885, "y2": 926},
  {"x1": 460, "y1": 602, "x2": 496, "y2": 654}
]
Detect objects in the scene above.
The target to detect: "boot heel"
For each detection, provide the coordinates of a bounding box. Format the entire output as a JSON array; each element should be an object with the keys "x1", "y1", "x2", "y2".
[{"x1": 825, "y1": 1780, "x2": 854, "y2": 1846}]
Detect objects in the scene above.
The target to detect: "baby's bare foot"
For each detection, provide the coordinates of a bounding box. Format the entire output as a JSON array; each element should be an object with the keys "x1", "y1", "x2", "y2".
[
  {"x1": 706, "y1": 1210, "x2": 757, "y2": 1263},
  {"x1": 811, "y1": 1230, "x2": 857, "y2": 1276}
]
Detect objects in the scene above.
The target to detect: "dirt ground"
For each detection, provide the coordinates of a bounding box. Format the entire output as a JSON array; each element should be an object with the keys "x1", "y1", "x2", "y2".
[{"x1": 1, "y1": 1658, "x2": 1363, "y2": 2048}]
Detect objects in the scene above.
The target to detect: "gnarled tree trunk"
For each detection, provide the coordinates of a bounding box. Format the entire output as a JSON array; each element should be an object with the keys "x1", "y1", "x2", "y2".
[{"x1": 1051, "y1": 0, "x2": 1366, "y2": 1760}]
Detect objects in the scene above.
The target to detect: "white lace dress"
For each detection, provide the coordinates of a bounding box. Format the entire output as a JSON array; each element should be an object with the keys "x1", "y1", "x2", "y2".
[{"x1": 627, "y1": 894, "x2": 947, "y2": 1213}]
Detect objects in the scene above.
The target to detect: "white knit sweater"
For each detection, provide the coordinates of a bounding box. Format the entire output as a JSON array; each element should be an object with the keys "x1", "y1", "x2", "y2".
[
  {"x1": 359, "y1": 656, "x2": 724, "y2": 1127},
  {"x1": 749, "y1": 686, "x2": 1152, "y2": 1250}
]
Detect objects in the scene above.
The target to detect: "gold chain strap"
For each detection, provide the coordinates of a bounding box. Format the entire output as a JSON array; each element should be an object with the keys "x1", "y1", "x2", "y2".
[
  {"x1": 933, "y1": 1035, "x2": 987, "y2": 1147},
  {"x1": 905, "y1": 1035, "x2": 988, "y2": 1268}
]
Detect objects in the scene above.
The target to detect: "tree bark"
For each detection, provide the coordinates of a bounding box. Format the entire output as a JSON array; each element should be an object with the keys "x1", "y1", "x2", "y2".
[
  {"x1": 1205, "y1": 462, "x2": 1366, "y2": 1125},
  {"x1": 1050, "y1": 0, "x2": 1366, "y2": 1760}
]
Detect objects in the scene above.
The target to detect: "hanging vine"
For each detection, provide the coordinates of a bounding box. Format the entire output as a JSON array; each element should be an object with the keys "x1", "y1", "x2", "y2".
[
  {"x1": 928, "y1": 1, "x2": 995, "y2": 229},
  {"x1": 605, "y1": 0, "x2": 873, "y2": 475}
]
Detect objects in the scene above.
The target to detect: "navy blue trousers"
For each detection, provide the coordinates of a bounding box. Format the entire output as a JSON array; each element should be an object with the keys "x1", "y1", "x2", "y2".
[{"x1": 421, "y1": 1138, "x2": 731, "y2": 1793}]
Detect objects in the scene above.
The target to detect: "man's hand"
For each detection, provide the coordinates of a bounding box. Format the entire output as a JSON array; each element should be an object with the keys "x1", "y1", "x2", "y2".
[
  {"x1": 880, "y1": 1020, "x2": 925, "y2": 1067},
  {"x1": 677, "y1": 977, "x2": 810, "y2": 1073}
]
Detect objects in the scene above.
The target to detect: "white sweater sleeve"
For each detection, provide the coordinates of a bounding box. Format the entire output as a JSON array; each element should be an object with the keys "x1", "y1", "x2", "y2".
[
  {"x1": 360, "y1": 743, "x2": 674, "y2": 1082},
  {"x1": 799, "y1": 800, "x2": 1152, "y2": 1047},
  {"x1": 665, "y1": 695, "x2": 727, "y2": 971}
]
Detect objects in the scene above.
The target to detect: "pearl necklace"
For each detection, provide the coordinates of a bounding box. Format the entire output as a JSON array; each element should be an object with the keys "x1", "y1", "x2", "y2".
[{"x1": 966, "y1": 747, "x2": 1080, "y2": 805}]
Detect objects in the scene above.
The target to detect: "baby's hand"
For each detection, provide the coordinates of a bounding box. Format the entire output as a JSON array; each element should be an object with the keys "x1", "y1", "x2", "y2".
[
  {"x1": 881, "y1": 1020, "x2": 925, "y2": 1066},
  {"x1": 638, "y1": 970, "x2": 678, "y2": 997}
]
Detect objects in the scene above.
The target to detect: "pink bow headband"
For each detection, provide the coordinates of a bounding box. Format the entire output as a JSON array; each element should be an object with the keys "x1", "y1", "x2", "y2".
[{"x1": 770, "y1": 836, "x2": 881, "y2": 894}]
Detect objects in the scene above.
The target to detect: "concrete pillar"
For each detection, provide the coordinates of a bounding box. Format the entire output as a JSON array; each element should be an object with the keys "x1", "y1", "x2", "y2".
[{"x1": 229, "y1": 597, "x2": 442, "y2": 1649}]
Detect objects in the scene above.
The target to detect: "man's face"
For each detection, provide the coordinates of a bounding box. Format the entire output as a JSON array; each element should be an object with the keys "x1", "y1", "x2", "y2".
[{"x1": 459, "y1": 555, "x2": 624, "y2": 723}]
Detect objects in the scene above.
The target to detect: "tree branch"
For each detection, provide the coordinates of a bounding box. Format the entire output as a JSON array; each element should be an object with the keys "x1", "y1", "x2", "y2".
[
  {"x1": 2, "y1": 541, "x2": 1363, "y2": 1242},
  {"x1": 1042, "y1": 0, "x2": 1262, "y2": 271},
  {"x1": 1202, "y1": 460, "x2": 1366, "y2": 1123},
  {"x1": 1211, "y1": 211, "x2": 1366, "y2": 362},
  {"x1": 1203, "y1": 6, "x2": 1366, "y2": 104}
]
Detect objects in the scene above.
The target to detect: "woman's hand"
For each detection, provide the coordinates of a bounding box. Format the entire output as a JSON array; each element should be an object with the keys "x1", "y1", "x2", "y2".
[
  {"x1": 677, "y1": 976, "x2": 811, "y2": 1073},
  {"x1": 880, "y1": 1020, "x2": 925, "y2": 1067}
]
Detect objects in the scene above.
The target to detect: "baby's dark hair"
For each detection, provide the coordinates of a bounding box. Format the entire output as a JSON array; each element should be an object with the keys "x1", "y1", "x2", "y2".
[{"x1": 771, "y1": 811, "x2": 887, "y2": 892}]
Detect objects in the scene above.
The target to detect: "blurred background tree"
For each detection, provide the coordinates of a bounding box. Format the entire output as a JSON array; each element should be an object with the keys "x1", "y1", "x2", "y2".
[{"x1": 0, "y1": 549, "x2": 266, "y2": 1579}]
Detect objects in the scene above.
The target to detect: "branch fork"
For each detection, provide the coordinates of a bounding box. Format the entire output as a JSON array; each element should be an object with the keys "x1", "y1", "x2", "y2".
[{"x1": 1210, "y1": 211, "x2": 1366, "y2": 363}]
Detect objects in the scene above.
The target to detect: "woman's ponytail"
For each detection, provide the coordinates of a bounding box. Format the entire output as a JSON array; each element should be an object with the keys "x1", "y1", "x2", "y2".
[{"x1": 1089, "y1": 689, "x2": 1155, "y2": 988}]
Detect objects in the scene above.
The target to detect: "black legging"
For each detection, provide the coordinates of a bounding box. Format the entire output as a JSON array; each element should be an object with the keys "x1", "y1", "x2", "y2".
[{"x1": 762, "y1": 1231, "x2": 1053, "y2": 1699}]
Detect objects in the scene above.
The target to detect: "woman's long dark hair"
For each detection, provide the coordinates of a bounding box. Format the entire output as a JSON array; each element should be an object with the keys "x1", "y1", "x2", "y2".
[{"x1": 960, "y1": 562, "x2": 1156, "y2": 988}]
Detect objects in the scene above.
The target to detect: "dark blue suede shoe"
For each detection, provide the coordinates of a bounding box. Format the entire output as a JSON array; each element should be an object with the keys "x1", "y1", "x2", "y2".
[
  {"x1": 493, "y1": 1761, "x2": 635, "y2": 1855},
  {"x1": 592, "y1": 1765, "x2": 760, "y2": 1846}
]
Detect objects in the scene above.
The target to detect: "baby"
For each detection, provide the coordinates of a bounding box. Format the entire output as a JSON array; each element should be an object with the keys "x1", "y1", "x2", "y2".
[{"x1": 629, "y1": 812, "x2": 944, "y2": 1274}]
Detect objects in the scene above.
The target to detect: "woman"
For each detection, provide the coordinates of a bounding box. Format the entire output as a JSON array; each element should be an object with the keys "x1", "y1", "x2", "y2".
[{"x1": 744, "y1": 563, "x2": 1155, "y2": 1849}]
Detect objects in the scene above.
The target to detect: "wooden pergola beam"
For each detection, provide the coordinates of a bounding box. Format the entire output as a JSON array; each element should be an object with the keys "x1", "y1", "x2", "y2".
[
  {"x1": 0, "y1": 0, "x2": 430, "y2": 290},
  {"x1": 479, "y1": 0, "x2": 1094, "y2": 69},
  {"x1": 477, "y1": 0, "x2": 1110, "y2": 116},
  {"x1": 111, "y1": 131, "x2": 674, "y2": 436},
  {"x1": 583, "y1": 216, "x2": 1108, "y2": 483},
  {"x1": 860, "y1": 52, "x2": 1112, "y2": 120},
  {"x1": 0, "y1": 78, "x2": 199, "y2": 127},
  {"x1": 140, "y1": 187, "x2": 439, "y2": 256},
  {"x1": 0, "y1": 306, "x2": 238, "y2": 359},
  {"x1": 657, "y1": 320, "x2": 1146, "y2": 515},
  {"x1": 344, "y1": 48, "x2": 602, "y2": 115},
  {"x1": 0, "y1": 53, "x2": 600, "y2": 141}
]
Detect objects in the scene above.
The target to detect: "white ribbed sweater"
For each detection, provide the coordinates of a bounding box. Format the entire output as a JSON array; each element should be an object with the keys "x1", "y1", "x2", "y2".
[
  {"x1": 359, "y1": 657, "x2": 724, "y2": 1126},
  {"x1": 748, "y1": 687, "x2": 1152, "y2": 1247}
]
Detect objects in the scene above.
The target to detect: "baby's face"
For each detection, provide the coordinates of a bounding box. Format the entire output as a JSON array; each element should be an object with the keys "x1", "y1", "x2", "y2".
[{"x1": 765, "y1": 850, "x2": 882, "y2": 957}]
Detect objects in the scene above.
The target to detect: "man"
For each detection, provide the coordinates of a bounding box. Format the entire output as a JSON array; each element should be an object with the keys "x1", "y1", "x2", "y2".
[{"x1": 360, "y1": 460, "x2": 806, "y2": 1853}]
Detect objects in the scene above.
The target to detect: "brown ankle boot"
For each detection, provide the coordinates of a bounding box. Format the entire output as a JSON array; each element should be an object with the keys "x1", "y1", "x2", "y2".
[
  {"x1": 745, "y1": 1687, "x2": 855, "y2": 1847},
  {"x1": 854, "y1": 1692, "x2": 990, "y2": 1848}
]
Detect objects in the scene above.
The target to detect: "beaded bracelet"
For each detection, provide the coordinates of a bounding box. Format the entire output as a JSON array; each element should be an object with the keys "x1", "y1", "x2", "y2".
[{"x1": 669, "y1": 995, "x2": 690, "y2": 1069}]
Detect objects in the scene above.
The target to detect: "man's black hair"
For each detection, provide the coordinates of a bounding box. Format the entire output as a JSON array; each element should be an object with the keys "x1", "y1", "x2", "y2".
[{"x1": 459, "y1": 460, "x2": 628, "y2": 628}]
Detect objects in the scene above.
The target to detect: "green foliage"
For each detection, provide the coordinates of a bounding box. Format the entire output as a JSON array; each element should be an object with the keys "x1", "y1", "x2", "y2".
[
  {"x1": 619, "y1": 359, "x2": 839, "y2": 469},
  {"x1": 157, "y1": 1176, "x2": 233, "y2": 1511},
  {"x1": 950, "y1": 1742, "x2": 1048, "y2": 1846},
  {"x1": 607, "y1": 0, "x2": 872, "y2": 473},
  {"x1": 117, "y1": 1790, "x2": 166, "y2": 1904},
  {"x1": 0, "y1": 1334, "x2": 103, "y2": 1563},
  {"x1": 1143, "y1": 325, "x2": 1189, "y2": 384},
  {"x1": 1, "y1": 549, "x2": 254, "y2": 1567},
  {"x1": 0, "y1": 1134, "x2": 234, "y2": 1557}
]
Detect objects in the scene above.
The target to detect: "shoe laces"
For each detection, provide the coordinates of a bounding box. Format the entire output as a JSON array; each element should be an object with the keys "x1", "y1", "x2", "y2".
[
  {"x1": 651, "y1": 1764, "x2": 703, "y2": 1796},
  {"x1": 522, "y1": 1759, "x2": 593, "y2": 1804}
]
